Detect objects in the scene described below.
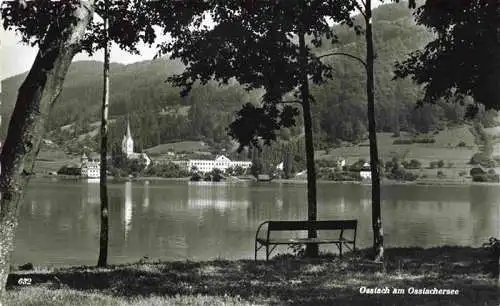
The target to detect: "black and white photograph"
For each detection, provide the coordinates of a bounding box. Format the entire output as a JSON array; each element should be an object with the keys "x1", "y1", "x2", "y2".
[{"x1": 0, "y1": 0, "x2": 499, "y2": 305}]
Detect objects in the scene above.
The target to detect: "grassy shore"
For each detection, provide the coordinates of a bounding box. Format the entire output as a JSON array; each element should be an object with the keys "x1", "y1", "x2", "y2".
[{"x1": 5, "y1": 247, "x2": 499, "y2": 305}]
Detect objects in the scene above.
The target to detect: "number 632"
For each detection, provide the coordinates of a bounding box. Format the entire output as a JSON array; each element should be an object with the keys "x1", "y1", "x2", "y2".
[{"x1": 17, "y1": 277, "x2": 32, "y2": 285}]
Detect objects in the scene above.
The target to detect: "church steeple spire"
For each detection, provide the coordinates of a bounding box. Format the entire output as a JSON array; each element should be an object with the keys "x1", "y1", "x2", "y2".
[
  {"x1": 126, "y1": 116, "x2": 132, "y2": 139},
  {"x1": 122, "y1": 115, "x2": 134, "y2": 156}
]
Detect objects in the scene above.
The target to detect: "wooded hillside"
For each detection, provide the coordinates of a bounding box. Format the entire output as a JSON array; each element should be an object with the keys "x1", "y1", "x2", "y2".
[{"x1": 1, "y1": 2, "x2": 496, "y2": 154}]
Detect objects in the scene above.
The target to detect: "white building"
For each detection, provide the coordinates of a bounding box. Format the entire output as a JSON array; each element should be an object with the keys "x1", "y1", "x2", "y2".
[
  {"x1": 276, "y1": 162, "x2": 284, "y2": 171},
  {"x1": 360, "y1": 162, "x2": 371, "y2": 180},
  {"x1": 121, "y1": 119, "x2": 151, "y2": 167},
  {"x1": 188, "y1": 155, "x2": 252, "y2": 173},
  {"x1": 81, "y1": 153, "x2": 100, "y2": 178},
  {"x1": 336, "y1": 158, "x2": 347, "y2": 169}
]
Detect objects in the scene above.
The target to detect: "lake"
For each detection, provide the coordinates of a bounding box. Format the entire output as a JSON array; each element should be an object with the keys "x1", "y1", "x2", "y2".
[{"x1": 12, "y1": 178, "x2": 500, "y2": 267}]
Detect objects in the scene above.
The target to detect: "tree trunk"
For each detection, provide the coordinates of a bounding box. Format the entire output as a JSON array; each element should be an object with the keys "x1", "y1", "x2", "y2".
[
  {"x1": 98, "y1": 0, "x2": 110, "y2": 268},
  {"x1": 298, "y1": 27, "x2": 318, "y2": 257},
  {"x1": 364, "y1": 0, "x2": 384, "y2": 262},
  {"x1": 491, "y1": 0, "x2": 500, "y2": 285},
  {"x1": 0, "y1": 1, "x2": 94, "y2": 299}
]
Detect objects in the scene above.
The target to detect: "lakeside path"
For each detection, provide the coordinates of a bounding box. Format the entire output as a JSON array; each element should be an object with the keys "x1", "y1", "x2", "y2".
[{"x1": 5, "y1": 247, "x2": 499, "y2": 305}]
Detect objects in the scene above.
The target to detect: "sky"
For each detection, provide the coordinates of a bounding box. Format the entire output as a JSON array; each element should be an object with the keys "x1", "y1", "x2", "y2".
[
  {"x1": 0, "y1": 27, "x2": 162, "y2": 79},
  {"x1": 0, "y1": 0, "x2": 385, "y2": 80}
]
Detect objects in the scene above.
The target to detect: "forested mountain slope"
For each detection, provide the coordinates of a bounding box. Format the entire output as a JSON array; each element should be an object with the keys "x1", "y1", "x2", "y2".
[{"x1": 1, "y1": 2, "x2": 495, "y2": 154}]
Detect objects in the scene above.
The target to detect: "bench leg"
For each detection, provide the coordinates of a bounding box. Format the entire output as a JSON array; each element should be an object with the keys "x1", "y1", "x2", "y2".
[
  {"x1": 339, "y1": 243, "x2": 343, "y2": 258},
  {"x1": 255, "y1": 240, "x2": 258, "y2": 261},
  {"x1": 266, "y1": 245, "x2": 269, "y2": 261}
]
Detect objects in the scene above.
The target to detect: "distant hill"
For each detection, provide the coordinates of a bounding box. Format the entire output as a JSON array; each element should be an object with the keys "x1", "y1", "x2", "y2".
[
  {"x1": 1, "y1": 58, "x2": 186, "y2": 132},
  {"x1": 1, "y1": 2, "x2": 496, "y2": 156}
]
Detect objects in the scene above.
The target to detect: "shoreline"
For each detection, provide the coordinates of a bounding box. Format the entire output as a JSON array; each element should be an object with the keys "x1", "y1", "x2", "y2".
[
  {"x1": 35, "y1": 174, "x2": 499, "y2": 187},
  {"x1": 5, "y1": 246, "x2": 499, "y2": 305}
]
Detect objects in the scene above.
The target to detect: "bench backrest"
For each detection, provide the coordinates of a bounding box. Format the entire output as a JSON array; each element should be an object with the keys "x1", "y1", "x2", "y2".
[{"x1": 267, "y1": 220, "x2": 357, "y2": 231}]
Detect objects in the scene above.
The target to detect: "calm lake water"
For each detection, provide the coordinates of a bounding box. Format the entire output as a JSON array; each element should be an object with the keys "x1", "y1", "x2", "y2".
[{"x1": 12, "y1": 178, "x2": 500, "y2": 267}]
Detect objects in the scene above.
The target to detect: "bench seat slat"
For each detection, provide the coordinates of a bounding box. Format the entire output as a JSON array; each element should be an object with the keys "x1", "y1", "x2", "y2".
[
  {"x1": 257, "y1": 237, "x2": 355, "y2": 245},
  {"x1": 268, "y1": 220, "x2": 357, "y2": 231}
]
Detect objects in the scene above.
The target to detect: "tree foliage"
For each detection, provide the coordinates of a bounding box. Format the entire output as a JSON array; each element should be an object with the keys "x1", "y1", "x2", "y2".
[
  {"x1": 3, "y1": 2, "x2": 491, "y2": 153},
  {"x1": 394, "y1": 0, "x2": 500, "y2": 115},
  {"x1": 162, "y1": 0, "x2": 355, "y2": 151},
  {"x1": 2, "y1": 1, "x2": 154, "y2": 52}
]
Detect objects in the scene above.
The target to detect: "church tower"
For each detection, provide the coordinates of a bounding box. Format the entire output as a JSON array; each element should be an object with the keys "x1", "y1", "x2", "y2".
[
  {"x1": 121, "y1": 119, "x2": 134, "y2": 157},
  {"x1": 80, "y1": 152, "x2": 88, "y2": 176}
]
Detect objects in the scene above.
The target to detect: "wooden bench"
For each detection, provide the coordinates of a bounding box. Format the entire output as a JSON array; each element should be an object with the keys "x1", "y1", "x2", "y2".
[{"x1": 254, "y1": 220, "x2": 357, "y2": 261}]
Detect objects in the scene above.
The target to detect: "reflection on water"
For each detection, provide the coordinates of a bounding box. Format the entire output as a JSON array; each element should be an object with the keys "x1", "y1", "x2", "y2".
[
  {"x1": 124, "y1": 181, "x2": 132, "y2": 240},
  {"x1": 86, "y1": 179, "x2": 100, "y2": 205},
  {"x1": 12, "y1": 178, "x2": 500, "y2": 267},
  {"x1": 381, "y1": 185, "x2": 474, "y2": 247},
  {"x1": 187, "y1": 182, "x2": 249, "y2": 210},
  {"x1": 143, "y1": 181, "x2": 149, "y2": 209},
  {"x1": 470, "y1": 185, "x2": 500, "y2": 243},
  {"x1": 339, "y1": 197, "x2": 346, "y2": 213}
]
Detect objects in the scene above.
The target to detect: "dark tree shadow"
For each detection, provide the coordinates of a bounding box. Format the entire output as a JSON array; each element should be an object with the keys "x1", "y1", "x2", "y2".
[{"x1": 6, "y1": 247, "x2": 500, "y2": 305}]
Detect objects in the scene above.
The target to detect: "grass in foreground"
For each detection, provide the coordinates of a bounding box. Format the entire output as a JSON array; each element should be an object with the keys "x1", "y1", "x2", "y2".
[{"x1": 5, "y1": 246, "x2": 500, "y2": 305}]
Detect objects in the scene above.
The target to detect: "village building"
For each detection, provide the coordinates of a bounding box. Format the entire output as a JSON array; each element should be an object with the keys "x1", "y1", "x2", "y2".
[
  {"x1": 171, "y1": 160, "x2": 189, "y2": 169},
  {"x1": 81, "y1": 152, "x2": 100, "y2": 178},
  {"x1": 276, "y1": 162, "x2": 284, "y2": 171},
  {"x1": 188, "y1": 155, "x2": 252, "y2": 173},
  {"x1": 336, "y1": 158, "x2": 347, "y2": 170},
  {"x1": 360, "y1": 162, "x2": 372, "y2": 180},
  {"x1": 121, "y1": 119, "x2": 151, "y2": 167}
]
